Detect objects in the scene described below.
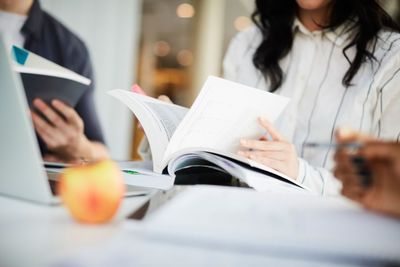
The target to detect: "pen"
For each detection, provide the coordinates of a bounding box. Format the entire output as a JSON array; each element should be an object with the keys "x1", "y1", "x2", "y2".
[{"x1": 304, "y1": 142, "x2": 363, "y2": 150}]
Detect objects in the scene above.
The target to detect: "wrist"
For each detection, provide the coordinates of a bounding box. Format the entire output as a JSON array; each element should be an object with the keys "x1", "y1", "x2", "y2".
[
  {"x1": 72, "y1": 135, "x2": 94, "y2": 160},
  {"x1": 288, "y1": 158, "x2": 299, "y2": 179}
]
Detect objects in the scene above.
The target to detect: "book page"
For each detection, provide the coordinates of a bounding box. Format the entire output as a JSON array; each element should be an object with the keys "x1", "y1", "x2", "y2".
[
  {"x1": 108, "y1": 89, "x2": 188, "y2": 172},
  {"x1": 143, "y1": 186, "x2": 400, "y2": 263},
  {"x1": 168, "y1": 152, "x2": 309, "y2": 191},
  {"x1": 163, "y1": 76, "x2": 289, "y2": 170},
  {"x1": 12, "y1": 46, "x2": 90, "y2": 85}
]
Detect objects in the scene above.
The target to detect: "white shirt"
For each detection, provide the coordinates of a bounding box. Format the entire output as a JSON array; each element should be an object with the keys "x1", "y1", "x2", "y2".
[
  {"x1": 223, "y1": 19, "x2": 400, "y2": 195},
  {"x1": 0, "y1": 9, "x2": 27, "y2": 50}
]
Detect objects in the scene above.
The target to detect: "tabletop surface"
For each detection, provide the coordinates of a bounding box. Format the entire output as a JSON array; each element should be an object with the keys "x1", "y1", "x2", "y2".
[
  {"x1": 0, "y1": 190, "x2": 151, "y2": 267},
  {"x1": 1, "y1": 161, "x2": 400, "y2": 267}
]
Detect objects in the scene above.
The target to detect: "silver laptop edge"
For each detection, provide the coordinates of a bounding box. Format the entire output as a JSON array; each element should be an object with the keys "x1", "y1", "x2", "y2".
[{"x1": 0, "y1": 34, "x2": 59, "y2": 204}]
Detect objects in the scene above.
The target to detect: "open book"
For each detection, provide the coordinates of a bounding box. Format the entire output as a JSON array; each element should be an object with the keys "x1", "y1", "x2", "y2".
[
  {"x1": 109, "y1": 76, "x2": 307, "y2": 190},
  {"x1": 11, "y1": 46, "x2": 90, "y2": 109}
]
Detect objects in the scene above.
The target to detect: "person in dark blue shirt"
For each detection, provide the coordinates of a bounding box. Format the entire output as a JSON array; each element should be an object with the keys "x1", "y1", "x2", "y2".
[{"x1": 0, "y1": 0, "x2": 109, "y2": 162}]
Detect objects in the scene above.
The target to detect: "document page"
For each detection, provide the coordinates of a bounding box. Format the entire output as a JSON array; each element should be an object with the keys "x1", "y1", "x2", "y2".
[
  {"x1": 168, "y1": 152, "x2": 309, "y2": 190},
  {"x1": 108, "y1": 89, "x2": 188, "y2": 172},
  {"x1": 143, "y1": 101, "x2": 187, "y2": 140},
  {"x1": 12, "y1": 46, "x2": 91, "y2": 85},
  {"x1": 163, "y1": 76, "x2": 289, "y2": 168},
  {"x1": 143, "y1": 186, "x2": 400, "y2": 263},
  {"x1": 55, "y1": 221, "x2": 338, "y2": 266}
]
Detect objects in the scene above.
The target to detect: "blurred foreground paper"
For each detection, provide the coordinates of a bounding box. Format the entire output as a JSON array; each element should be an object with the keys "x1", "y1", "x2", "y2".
[
  {"x1": 141, "y1": 186, "x2": 400, "y2": 263},
  {"x1": 55, "y1": 185, "x2": 400, "y2": 266},
  {"x1": 56, "y1": 221, "x2": 350, "y2": 267}
]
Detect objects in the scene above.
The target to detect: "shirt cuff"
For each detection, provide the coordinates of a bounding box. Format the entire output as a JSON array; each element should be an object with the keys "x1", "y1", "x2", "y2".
[{"x1": 296, "y1": 158, "x2": 307, "y2": 184}]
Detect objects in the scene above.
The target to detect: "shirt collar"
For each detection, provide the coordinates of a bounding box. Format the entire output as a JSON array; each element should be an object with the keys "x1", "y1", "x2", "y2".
[
  {"x1": 293, "y1": 17, "x2": 356, "y2": 47},
  {"x1": 21, "y1": 0, "x2": 44, "y2": 41}
]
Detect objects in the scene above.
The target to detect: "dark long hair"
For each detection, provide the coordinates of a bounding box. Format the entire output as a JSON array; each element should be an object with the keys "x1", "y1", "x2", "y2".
[{"x1": 252, "y1": 0, "x2": 400, "y2": 92}]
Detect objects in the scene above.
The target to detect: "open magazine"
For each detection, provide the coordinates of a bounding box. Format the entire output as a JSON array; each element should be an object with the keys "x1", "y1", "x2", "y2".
[
  {"x1": 11, "y1": 46, "x2": 90, "y2": 109},
  {"x1": 109, "y1": 76, "x2": 308, "y2": 190}
]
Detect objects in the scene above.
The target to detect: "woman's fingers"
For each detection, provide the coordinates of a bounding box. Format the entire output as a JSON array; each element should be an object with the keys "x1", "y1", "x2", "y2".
[
  {"x1": 334, "y1": 151, "x2": 358, "y2": 175},
  {"x1": 335, "y1": 126, "x2": 373, "y2": 143},
  {"x1": 238, "y1": 119, "x2": 298, "y2": 178},
  {"x1": 240, "y1": 138, "x2": 285, "y2": 151},
  {"x1": 158, "y1": 95, "x2": 173, "y2": 103},
  {"x1": 360, "y1": 142, "x2": 400, "y2": 163},
  {"x1": 258, "y1": 117, "x2": 287, "y2": 142},
  {"x1": 237, "y1": 149, "x2": 287, "y2": 161},
  {"x1": 341, "y1": 183, "x2": 365, "y2": 202}
]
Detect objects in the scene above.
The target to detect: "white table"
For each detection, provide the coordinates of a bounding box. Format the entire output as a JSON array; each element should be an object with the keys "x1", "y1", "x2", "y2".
[
  {"x1": 0, "y1": 192, "x2": 151, "y2": 267},
  {"x1": 2, "y1": 162, "x2": 399, "y2": 267},
  {"x1": 1, "y1": 193, "x2": 362, "y2": 267}
]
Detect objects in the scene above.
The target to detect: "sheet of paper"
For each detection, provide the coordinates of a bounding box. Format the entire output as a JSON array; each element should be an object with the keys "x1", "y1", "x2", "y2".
[
  {"x1": 186, "y1": 152, "x2": 309, "y2": 191},
  {"x1": 164, "y1": 76, "x2": 289, "y2": 165},
  {"x1": 122, "y1": 172, "x2": 173, "y2": 191},
  {"x1": 55, "y1": 220, "x2": 348, "y2": 267},
  {"x1": 108, "y1": 90, "x2": 188, "y2": 173},
  {"x1": 12, "y1": 46, "x2": 90, "y2": 85},
  {"x1": 142, "y1": 186, "x2": 400, "y2": 263}
]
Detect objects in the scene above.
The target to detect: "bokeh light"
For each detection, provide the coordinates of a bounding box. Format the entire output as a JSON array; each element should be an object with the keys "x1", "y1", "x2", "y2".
[
  {"x1": 234, "y1": 16, "x2": 251, "y2": 31},
  {"x1": 176, "y1": 3, "x2": 195, "y2": 18},
  {"x1": 153, "y1": 40, "x2": 171, "y2": 57},
  {"x1": 177, "y1": 49, "x2": 194, "y2": 66}
]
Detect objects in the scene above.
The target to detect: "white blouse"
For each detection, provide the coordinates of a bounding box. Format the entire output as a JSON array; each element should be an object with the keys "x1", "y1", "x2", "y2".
[{"x1": 223, "y1": 19, "x2": 400, "y2": 195}]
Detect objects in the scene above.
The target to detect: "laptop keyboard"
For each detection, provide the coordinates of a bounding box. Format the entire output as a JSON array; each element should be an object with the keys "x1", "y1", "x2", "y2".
[{"x1": 46, "y1": 170, "x2": 152, "y2": 197}]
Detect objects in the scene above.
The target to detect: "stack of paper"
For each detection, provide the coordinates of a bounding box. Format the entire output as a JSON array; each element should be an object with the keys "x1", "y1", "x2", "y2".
[{"x1": 140, "y1": 185, "x2": 400, "y2": 263}]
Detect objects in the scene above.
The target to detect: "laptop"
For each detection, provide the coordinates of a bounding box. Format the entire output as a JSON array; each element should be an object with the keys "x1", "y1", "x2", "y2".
[{"x1": 0, "y1": 35, "x2": 151, "y2": 204}]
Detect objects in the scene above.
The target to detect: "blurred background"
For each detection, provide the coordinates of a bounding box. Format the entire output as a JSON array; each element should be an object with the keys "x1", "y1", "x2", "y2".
[{"x1": 40, "y1": 0, "x2": 399, "y2": 161}]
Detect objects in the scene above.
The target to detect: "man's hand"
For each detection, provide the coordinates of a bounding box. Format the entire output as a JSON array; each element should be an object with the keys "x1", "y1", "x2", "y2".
[
  {"x1": 31, "y1": 98, "x2": 108, "y2": 162},
  {"x1": 237, "y1": 117, "x2": 299, "y2": 179}
]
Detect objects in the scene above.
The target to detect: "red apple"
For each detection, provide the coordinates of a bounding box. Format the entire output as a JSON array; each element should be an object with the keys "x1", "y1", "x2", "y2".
[{"x1": 58, "y1": 160, "x2": 125, "y2": 223}]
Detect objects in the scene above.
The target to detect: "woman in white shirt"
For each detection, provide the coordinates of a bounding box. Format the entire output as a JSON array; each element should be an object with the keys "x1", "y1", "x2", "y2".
[{"x1": 227, "y1": 0, "x2": 400, "y2": 194}]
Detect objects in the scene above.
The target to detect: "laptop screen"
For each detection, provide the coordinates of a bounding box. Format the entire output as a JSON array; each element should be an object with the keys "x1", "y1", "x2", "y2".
[{"x1": 0, "y1": 34, "x2": 55, "y2": 204}]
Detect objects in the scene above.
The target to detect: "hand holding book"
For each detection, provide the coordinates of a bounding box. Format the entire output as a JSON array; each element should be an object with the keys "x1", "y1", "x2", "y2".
[
  {"x1": 237, "y1": 117, "x2": 299, "y2": 179},
  {"x1": 108, "y1": 76, "x2": 309, "y2": 191},
  {"x1": 11, "y1": 46, "x2": 109, "y2": 162},
  {"x1": 31, "y1": 98, "x2": 106, "y2": 162}
]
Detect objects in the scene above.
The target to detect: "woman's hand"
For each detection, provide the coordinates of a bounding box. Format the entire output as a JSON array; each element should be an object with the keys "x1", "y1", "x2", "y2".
[
  {"x1": 334, "y1": 127, "x2": 400, "y2": 217},
  {"x1": 237, "y1": 117, "x2": 299, "y2": 179},
  {"x1": 158, "y1": 95, "x2": 173, "y2": 103},
  {"x1": 357, "y1": 143, "x2": 400, "y2": 217},
  {"x1": 333, "y1": 127, "x2": 373, "y2": 199}
]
